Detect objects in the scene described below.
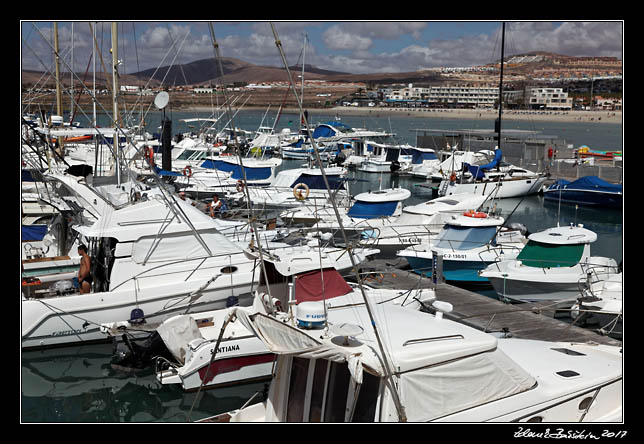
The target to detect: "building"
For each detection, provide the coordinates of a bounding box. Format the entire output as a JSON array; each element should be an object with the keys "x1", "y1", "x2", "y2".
[
  {"x1": 526, "y1": 87, "x2": 573, "y2": 110},
  {"x1": 193, "y1": 87, "x2": 214, "y2": 94},
  {"x1": 425, "y1": 85, "x2": 499, "y2": 108}
]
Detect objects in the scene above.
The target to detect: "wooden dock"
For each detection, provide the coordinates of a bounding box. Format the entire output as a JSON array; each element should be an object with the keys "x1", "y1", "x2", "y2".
[{"x1": 354, "y1": 259, "x2": 622, "y2": 347}]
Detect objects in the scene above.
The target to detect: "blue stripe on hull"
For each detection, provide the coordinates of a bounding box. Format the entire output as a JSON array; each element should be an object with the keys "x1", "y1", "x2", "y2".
[{"x1": 404, "y1": 256, "x2": 490, "y2": 283}]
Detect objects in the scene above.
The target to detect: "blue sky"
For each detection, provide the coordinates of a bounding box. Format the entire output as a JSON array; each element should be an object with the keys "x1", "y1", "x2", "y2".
[{"x1": 21, "y1": 21, "x2": 623, "y2": 76}]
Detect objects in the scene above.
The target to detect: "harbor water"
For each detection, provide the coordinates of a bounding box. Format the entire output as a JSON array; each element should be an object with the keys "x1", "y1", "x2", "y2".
[{"x1": 21, "y1": 110, "x2": 623, "y2": 422}]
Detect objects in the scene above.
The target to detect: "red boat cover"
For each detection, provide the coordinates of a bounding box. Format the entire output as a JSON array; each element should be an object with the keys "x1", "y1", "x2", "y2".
[{"x1": 295, "y1": 268, "x2": 353, "y2": 303}]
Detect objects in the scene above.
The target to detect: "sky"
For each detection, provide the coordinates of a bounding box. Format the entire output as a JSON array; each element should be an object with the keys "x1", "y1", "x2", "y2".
[{"x1": 21, "y1": 21, "x2": 623, "y2": 77}]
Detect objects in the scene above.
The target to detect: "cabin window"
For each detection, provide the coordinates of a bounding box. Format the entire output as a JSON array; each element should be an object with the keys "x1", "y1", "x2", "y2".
[
  {"x1": 308, "y1": 359, "x2": 330, "y2": 422},
  {"x1": 351, "y1": 371, "x2": 380, "y2": 422},
  {"x1": 435, "y1": 226, "x2": 497, "y2": 250},
  {"x1": 324, "y1": 361, "x2": 351, "y2": 422},
  {"x1": 287, "y1": 358, "x2": 380, "y2": 422},
  {"x1": 286, "y1": 357, "x2": 310, "y2": 422}
]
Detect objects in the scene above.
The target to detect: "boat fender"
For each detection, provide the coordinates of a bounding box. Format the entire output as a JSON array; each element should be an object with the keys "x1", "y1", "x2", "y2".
[
  {"x1": 293, "y1": 183, "x2": 310, "y2": 201},
  {"x1": 129, "y1": 308, "x2": 145, "y2": 325}
]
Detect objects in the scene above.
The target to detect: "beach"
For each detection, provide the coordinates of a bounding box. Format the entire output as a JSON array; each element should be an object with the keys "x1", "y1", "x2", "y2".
[{"x1": 186, "y1": 105, "x2": 621, "y2": 124}]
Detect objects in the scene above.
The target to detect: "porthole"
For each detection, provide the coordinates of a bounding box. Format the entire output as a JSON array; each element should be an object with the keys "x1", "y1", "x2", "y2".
[
  {"x1": 221, "y1": 266, "x2": 238, "y2": 274},
  {"x1": 526, "y1": 416, "x2": 543, "y2": 422},
  {"x1": 556, "y1": 370, "x2": 580, "y2": 378},
  {"x1": 578, "y1": 397, "x2": 594, "y2": 411}
]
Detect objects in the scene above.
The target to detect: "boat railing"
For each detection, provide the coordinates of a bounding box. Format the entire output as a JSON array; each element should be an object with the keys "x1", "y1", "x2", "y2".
[
  {"x1": 109, "y1": 254, "x2": 243, "y2": 292},
  {"x1": 155, "y1": 356, "x2": 182, "y2": 384}
]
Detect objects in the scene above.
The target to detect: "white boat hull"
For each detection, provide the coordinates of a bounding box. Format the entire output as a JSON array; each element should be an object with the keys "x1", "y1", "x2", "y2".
[
  {"x1": 440, "y1": 176, "x2": 547, "y2": 199},
  {"x1": 22, "y1": 255, "x2": 259, "y2": 349}
]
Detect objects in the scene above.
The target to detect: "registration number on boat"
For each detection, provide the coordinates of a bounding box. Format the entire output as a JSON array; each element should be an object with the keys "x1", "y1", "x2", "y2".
[{"x1": 442, "y1": 253, "x2": 468, "y2": 259}]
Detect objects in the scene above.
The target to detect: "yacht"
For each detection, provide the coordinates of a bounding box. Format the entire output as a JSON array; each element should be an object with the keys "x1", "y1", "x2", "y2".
[
  {"x1": 199, "y1": 282, "x2": 622, "y2": 422},
  {"x1": 479, "y1": 224, "x2": 620, "y2": 306},
  {"x1": 397, "y1": 210, "x2": 527, "y2": 283}
]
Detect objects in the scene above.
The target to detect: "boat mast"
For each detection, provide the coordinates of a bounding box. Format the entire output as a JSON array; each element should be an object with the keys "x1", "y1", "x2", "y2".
[
  {"x1": 495, "y1": 22, "x2": 505, "y2": 153},
  {"x1": 111, "y1": 22, "x2": 121, "y2": 185},
  {"x1": 53, "y1": 23, "x2": 62, "y2": 119},
  {"x1": 271, "y1": 22, "x2": 408, "y2": 422}
]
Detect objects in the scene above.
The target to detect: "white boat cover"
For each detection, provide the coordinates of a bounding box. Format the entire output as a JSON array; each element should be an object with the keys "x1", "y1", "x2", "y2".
[
  {"x1": 156, "y1": 314, "x2": 205, "y2": 363},
  {"x1": 131, "y1": 229, "x2": 242, "y2": 263},
  {"x1": 234, "y1": 303, "x2": 537, "y2": 421}
]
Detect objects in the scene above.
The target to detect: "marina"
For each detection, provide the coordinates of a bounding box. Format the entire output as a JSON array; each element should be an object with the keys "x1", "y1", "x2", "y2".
[
  {"x1": 21, "y1": 21, "x2": 622, "y2": 424},
  {"x1": 20, "y1": 112, "x2": 624, "y2": 422}
]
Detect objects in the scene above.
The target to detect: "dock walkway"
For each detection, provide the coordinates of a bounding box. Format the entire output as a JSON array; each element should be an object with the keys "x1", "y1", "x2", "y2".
[{"x1": 355, "y1": 259, "x2": 622, "y2": 347}]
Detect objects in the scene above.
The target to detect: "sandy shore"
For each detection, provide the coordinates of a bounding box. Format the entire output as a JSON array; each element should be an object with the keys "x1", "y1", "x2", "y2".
[
  {"x1": 186, "y1": 105, "x2": 621, "y2": 124},
  {"x1": 311, "y1": 107, "x2": 622, "y2": 124}
]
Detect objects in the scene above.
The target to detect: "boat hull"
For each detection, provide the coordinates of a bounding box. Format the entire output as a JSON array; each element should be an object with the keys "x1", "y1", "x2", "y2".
[
  {"x1": 440, "y1": 176, "x2": 547, "y2": 199},
  {"x1": 21, "y1": 261, "x2": 258, "y2": 350},
  {"x1": 543, "y1": 190, "x2": 622, "y2": 208}
]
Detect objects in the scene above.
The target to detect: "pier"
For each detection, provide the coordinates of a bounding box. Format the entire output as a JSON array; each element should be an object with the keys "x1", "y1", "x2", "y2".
[{"x1": 356, "y1": 259, "x2": 622, "y2": 347}]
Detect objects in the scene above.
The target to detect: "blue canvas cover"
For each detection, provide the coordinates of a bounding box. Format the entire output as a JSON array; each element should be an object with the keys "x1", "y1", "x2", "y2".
[
  {"x1": 290, "y1": 173, "x2": 345, "y2": 190},
  {"x1": 347, "y1": 201, "x2": 398, "y2": 219},
  {"x1": 311, "y1": 122, "x2": 352, "y2": 139},
  {"x1": 153, "y1": 166, "x2": 182, "y2": 176},
  {"x1": 200, "y1": 160, "x2": 272, "y2": 180},
  {"x1": 22, "y1": 225, "x2": 48, "y2": 241},
  {"x1": 411, "y1": 149, "x2": 438, "y2": 164},
  {"x1": 464, "y1": 149, "x2": 503, "y2": 179},
  {"x1": 553, "y1": 176, "x2": 622, "y2": 194},
  {"x1": 544, "y1": 176, "x2": 622, "y2": 208}
]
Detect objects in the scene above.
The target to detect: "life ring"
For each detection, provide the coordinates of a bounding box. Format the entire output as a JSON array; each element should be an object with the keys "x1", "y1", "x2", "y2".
[
  {"x1": 463, "y1": 210, "x2": 487, "y2": 218},
  {"x1": 183, "y1": 166, "x2": 193, "y2": 177},
  {"x1": 236, "y1": 180, "x2": 245, "y2": 192},
  {"x1": 449, "y1": 172, "x2": 457, "y2": 182},
  {"x1": 293, "y1": 183, "x2": 310, "y2": 201}
]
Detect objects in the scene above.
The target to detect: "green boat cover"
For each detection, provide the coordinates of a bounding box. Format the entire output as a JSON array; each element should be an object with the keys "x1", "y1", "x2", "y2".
[{"x1": 516, "y1": 240, "x2": 584, "y2": 268}]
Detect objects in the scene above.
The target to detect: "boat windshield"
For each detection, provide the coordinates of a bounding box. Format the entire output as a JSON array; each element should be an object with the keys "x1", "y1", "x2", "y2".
[
  {"x1": 435, "y1": 226, "x2": 497, "y2": 250},
  {"x1": 516, "y1": 240, "x2": 584, "y2": 268},
  {"x1": 177, "y1": 149, "x2": 208, "y2": 161}
]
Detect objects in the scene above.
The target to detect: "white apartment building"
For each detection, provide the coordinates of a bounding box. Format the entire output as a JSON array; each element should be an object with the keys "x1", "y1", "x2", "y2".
[
  {"x1": 527, "y1": 87, "x2": 573, "y2": 110},
  {"x1": 426, "y1": 85, "x2": 498, "y2": 108},
  {"x1": 385, "y1": 83, "x2": 499, "y2": 108}
]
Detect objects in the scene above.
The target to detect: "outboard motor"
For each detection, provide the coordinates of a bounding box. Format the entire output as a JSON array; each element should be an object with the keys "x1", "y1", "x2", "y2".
[{"x1": 111, "y1": 331, "x2": 175, "y2": 371}]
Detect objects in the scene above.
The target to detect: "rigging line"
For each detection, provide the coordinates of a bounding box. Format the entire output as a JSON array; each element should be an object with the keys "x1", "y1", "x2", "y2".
[
  {"x1": 28, "y1": 23, "x2": 210, "y2": 251},
  {"x1": 208, "y1": 21, "x2": 272, "y2": 299},
  {"x1": 270, "y1": 22, "x2": 407, "y2": 422}
]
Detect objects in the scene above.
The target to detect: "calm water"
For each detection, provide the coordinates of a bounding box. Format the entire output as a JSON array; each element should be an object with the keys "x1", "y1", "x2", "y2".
[{"x1": 21, "y1": 110, "x2": 623, "y2": 422}]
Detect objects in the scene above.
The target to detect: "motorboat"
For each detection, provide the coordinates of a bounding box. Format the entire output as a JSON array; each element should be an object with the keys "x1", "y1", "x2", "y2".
[
  {"x1": 357, "y1": 194, "x2": 490, "y2": 258},
  {"x1": 479, "y1": 224, "x2": 620, "y2": 307},
  {"x1": 280, "y1": 187, "x2": 411, "y2": 229},
  {"x1": 100, "y1": 245, "x2": 431, "y2": 392},
  {"x1": 437, "y1": 149, "x2": 547, "y2": 199},
  {"x1": 570, "y1": 272, "x2": 622, "y2": 339},
  {"x1": 21, "y1": 193, "x2": 263, "y2": 349},
  {"x1": 397, "y1": 210, "x2": 527, "y2": 283},
  {"x1": 199, "y1": 278, "x2": 622, "y2": 422},
  {"x1": 543, "y1": 176, "x2": 622, "y2": 209},
  {"x1": 352, "y1": 143, "x2": 414, "y2": 173},
  {"x1": 233, "y1": 166, "x2": 349, "y2": 211}
]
